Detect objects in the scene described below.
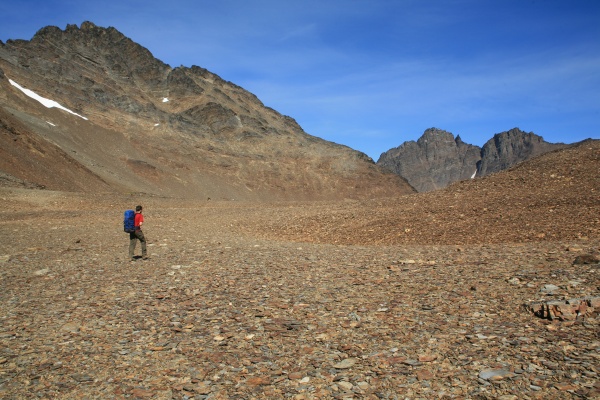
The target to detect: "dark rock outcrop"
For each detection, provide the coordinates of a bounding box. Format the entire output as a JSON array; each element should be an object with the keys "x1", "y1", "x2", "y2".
[
  {"x1": 378, "y1": 127, "x2": 567, "y2": 192},
  {"x1": 477, "y1": 128, "x2": 567, "y2": 176},
  {"x1": 377, "y1": 128, "x2": 481, "y2": 192}
]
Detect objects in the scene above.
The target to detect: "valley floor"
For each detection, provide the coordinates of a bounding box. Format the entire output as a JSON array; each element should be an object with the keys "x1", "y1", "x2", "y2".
[{"x1": 0, "y1": 190, "x2": 598, "y2": 399}]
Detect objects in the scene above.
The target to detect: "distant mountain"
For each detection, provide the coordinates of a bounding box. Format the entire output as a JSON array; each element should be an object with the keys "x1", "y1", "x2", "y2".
[
  {"x1": 477, "y1": 128, "x2": 567, "y2": 176},
  {"x1": 377, "y1": 127, "x2": 568, "y2": 192},
  {"x1": 0, "y1": 22, "x2": 414, "y2": 200},
  {"x1": 375, "y1": 128, "x2": 481, "y2": 192}
]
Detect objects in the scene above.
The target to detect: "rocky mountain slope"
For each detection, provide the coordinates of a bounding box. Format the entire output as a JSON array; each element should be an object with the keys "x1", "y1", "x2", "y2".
[
  {"x1": 0, "y1": 22, "x2": 414, "y2": 200},
  {"x1": 377, "y1": 127, "x2": 567, "y2": 192},
  {"x1": 247, "y1": 139, "x2": 600, "y2": 246}
]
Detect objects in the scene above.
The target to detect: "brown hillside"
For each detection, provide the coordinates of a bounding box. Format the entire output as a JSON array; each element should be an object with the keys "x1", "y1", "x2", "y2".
[
  {"x1": 240, "y1": 140, "x2": 600, "y2": 245},
  {"x1": 0, "y1": 107, "x2": 112, "y2": 191}
]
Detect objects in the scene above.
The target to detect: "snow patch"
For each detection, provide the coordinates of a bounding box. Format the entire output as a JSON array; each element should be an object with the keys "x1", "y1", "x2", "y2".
[
  {"x1": 162, "y1": 97, "x2": 169, "y2": 103},
  {"x1": 46, "y1": 121, "x2": 56, "y2": 126},
  {"x1": 154, "y1": 123, "x2": 160, "y2": 127},
  {"x1": 471, "y1": 170, "x2": 477, "y2": 179},
  {"x1": 9, "y1": 78, "x2": 88, "y2": 120}
]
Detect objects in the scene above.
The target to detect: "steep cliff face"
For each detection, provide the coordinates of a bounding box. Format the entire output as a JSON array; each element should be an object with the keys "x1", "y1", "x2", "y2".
[
  {"x1": 377, "y1": 128, "x2": 481, "y2": 192},
  {"x1": 377, "y1": 127, "x2": 567, "y2": 192},
  {"x1": 0, "y1": 22, "x2": 414, "y2": 199},
  {"x1": 477, "y1": 128, "x2": 567, "y2": 176}
]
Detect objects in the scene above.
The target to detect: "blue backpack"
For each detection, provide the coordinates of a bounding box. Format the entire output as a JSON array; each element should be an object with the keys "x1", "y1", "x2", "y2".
[{"x1": 124, "y1": 210, "x2": 136, "y2": 233}]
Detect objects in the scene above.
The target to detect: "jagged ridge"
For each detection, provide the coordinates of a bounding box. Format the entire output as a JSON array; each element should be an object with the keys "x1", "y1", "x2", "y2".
[
  {"x1": 0, "y1": 22, "x2": 414, "y2": 200},
  {"x1": 377, "y1": 127, "x2": 568, "y2": 192}
]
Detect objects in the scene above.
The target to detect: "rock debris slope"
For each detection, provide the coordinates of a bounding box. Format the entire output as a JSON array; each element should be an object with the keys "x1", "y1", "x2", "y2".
[
  {"x1": 253, "y1": 140, "x2": 599, "y2": 246},
  {"x1": 0, "y1": 140, "x2": 598, "y2": 399},
  {"x1": 0, "y1": 22, "x2": 413, "y2": 200}
]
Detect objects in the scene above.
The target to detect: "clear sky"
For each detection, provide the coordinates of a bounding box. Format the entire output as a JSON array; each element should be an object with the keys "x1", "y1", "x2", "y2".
[{"x1": 1, "y1": 0, "x2": 599, "y2": 160}]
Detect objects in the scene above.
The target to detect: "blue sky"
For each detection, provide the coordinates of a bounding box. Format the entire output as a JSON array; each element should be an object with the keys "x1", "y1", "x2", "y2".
[{"x1": 1, "y1": 0, "x2": 599, "y2": 160}]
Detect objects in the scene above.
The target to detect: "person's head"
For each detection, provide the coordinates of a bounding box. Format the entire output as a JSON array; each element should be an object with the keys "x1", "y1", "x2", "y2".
[{"x1": 135, "y1": 205, "x2": 143, "y2": 212}]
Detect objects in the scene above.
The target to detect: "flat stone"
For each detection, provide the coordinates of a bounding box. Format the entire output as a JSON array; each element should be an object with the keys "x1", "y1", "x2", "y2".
[
  {"x1": 479, "y1": 368, "x2": 513, "y2": 380},
  {"x1": 72, "y1": 374, "x2": 94, "y2": 382},
  {"x1": 540, "y1": 284, "x2": 559, "y2": 293},
  {"x1": 60, "y1": 322, "x2": 80, "y2": 333},
  {"x1": 337, "y1": 381, "x2": 353, "y2": 390},
  {"x1": 246, "y1": 376, "x2": 271, "y2": 386},
  {"x1": 573, "y1": 254, "x2": 599, "y2": 264},
  {"x1": 288, "y1": 372, "x2": 303, "y2": 380},
  {"x1": 418, "y1": 354, "x2": 437, "y2": 362},
  {"x1": 34, "y1": 268, "x2": 50, "y2": 276},
  {"x1": 416, "y1": 369, "x2": 435, "y2": 380},
  {"x1": 333, "y1": 358, "x2": 357, "y2": 369},
  {"x1": 131, "y1": 388, "x2": 154, "y2": 398},
  {"x1": 554, "y1": 383, "x2": 578, "y2": 391},
  {"x1": 196, "y1": 383, "x2": 211, "y2": 395}
]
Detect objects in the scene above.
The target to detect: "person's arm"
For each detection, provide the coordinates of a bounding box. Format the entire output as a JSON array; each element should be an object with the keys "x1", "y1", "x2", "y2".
[{"x1": 136, "y1": 213, "x2": 144, "y2": 228}]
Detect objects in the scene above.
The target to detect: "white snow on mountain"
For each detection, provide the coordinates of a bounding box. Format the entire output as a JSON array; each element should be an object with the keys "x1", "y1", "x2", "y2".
[{"x1": 9, "y1": 78, "x2": 88, "y2": 120}]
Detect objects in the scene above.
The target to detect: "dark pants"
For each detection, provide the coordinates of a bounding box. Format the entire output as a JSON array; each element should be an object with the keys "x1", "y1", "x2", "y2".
[{"x1": 129, "y1": 230, "x2": 147, "y2": 258}]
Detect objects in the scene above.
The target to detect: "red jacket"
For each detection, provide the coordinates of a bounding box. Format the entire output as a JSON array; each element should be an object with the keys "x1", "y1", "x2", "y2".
[{"x1": 134, "y1": 213, "x2": 144, "y2": 230}]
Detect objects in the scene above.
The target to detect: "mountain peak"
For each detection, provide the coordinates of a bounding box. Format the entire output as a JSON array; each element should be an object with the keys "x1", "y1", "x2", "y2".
[
  {"x1": 0, "y1": 22, "x2": 414, "y2": 200},
  {"x1": 478, "y1": 128, "x2": 566, "y2": 176},
  {"x1": 378, "y1": 128, "x2": 567, "y2": 192},
  {"x1": 379, "y1": 129, "x2": 481, "y2": 192}
]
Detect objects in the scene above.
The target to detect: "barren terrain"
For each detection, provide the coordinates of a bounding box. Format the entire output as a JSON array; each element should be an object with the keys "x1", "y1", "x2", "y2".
[{"x1": 0, "y1": 141, "x2": 599, "y2": 399}]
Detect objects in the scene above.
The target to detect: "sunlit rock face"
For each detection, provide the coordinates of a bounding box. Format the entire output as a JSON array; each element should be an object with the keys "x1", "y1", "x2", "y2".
[
  {"x1": 377, "y1": 127, "x2": 566, "y2": 192},
  {"x1": 377, "y1": 128, "x2": 481, "y2": 192},
  {"x1": 0, "y1": 22, "x2": 414, "y2": 200},
  {"x1": 477, "y1": 128, "x2": 567, "y2": 176}
]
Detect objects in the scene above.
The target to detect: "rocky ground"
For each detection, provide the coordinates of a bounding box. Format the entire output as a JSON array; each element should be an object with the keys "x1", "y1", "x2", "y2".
[{"x1": 0, "y1": 141, "x2": 599, "y2": 399}]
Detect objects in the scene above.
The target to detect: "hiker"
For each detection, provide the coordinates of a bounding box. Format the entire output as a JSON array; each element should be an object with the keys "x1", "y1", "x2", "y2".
[{"x1": 129, "y1": 205, "x2": 148, "y2": 260}]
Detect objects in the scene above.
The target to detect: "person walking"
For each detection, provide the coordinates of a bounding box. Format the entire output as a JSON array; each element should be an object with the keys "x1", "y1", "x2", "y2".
[{"x1": 129, "y1": 205, "x2": 148, "y2": 260}]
